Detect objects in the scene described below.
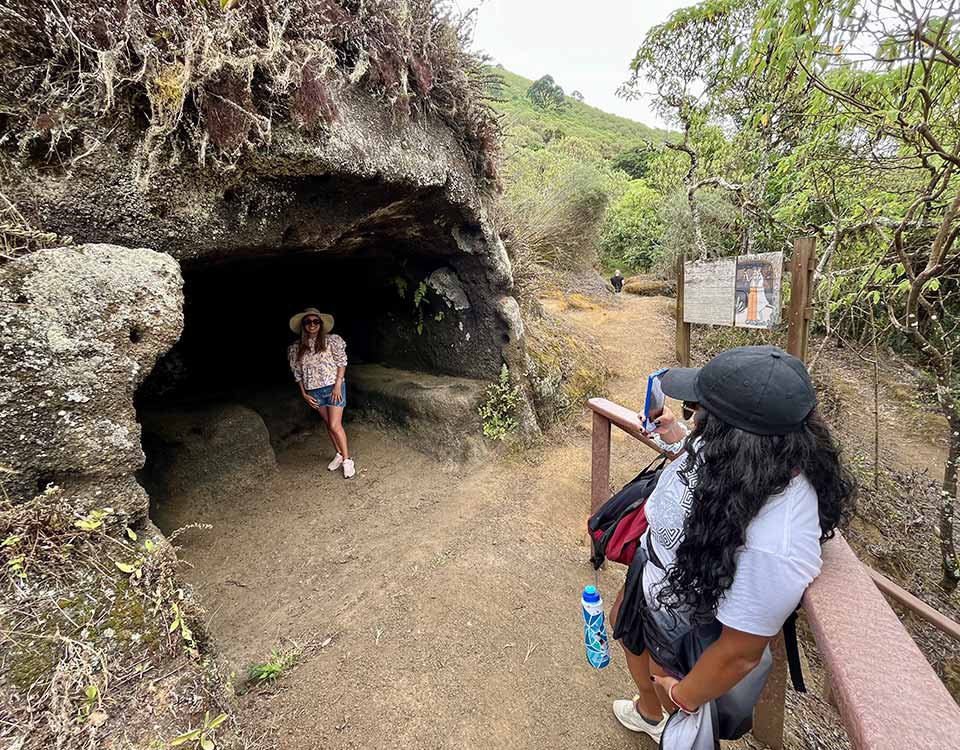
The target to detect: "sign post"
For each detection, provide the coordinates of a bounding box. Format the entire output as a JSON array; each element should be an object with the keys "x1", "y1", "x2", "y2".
[
  {"x1": 786, "y1": 237, "x2": 816, "y2": 362},
  {"x1": 675, "y1": 255, "x2": 691, "y2": 367},
  {"x1": 675, "y1": 239, "x2": 816, "y2": 366}
]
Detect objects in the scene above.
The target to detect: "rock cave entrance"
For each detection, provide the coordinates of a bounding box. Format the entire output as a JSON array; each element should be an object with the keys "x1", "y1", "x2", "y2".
[{"x1": 133, "y1": 183, "x2": 515, "y2": 533}]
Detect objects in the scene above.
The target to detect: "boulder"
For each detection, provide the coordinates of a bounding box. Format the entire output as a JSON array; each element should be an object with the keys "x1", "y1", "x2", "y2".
[
  {"x1": 138, "y1": 404, "x2": 278, "y2": 531},
  {"x1": 347, "y1": 364, "x2": 489, "y2": 461},
  {"x1": 4, "y1": 105, "x2": 532, "y2": 399},
  {"x1": 0, "y1": 243, "x2": 183, "y2": 516}
]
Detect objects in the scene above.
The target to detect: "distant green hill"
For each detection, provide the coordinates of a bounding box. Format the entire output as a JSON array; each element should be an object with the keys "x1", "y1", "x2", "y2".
[{"x1": 489, "y1": 66, "x2": 672, "y2": 158}]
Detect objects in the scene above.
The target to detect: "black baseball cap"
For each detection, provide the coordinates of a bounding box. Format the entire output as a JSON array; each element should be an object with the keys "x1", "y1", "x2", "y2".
[{"x1": 660, "y1": 345, "x2": 816, "y2": 435}]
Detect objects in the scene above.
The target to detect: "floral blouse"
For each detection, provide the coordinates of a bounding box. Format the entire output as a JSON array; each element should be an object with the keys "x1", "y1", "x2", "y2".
[{"x1": 287, "y1": 335, "x2": 348, "y2": 390}]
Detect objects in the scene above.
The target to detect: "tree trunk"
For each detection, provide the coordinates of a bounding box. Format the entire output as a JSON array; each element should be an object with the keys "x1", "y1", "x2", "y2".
[
  {"x1": 688, "y1": 188, "x2": 708, "y2": 258},
  {"x1": 939, "y1": 402, "x2": 960, "y2": 591}
]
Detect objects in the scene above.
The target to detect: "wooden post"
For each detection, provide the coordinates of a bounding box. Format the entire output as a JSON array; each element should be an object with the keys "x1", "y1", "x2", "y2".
[
  {"x1": 676, "y1": 255, "x2": 691, "y2": 367},
  {"x1": 786, "y1": 238, "x2": 816, "y2": 362},
  {"x1": 753, "y1": 631, "x2": 787, "y2": 750},
  {"x1": 590, "y1": 412, "x2": 611, "y2": 514}
]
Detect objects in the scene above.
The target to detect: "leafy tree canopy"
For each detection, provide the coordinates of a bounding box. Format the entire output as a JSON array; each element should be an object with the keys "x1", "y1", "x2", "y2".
[{"x1": 526, "y1": 74, "x2": 567, "y2": 110}]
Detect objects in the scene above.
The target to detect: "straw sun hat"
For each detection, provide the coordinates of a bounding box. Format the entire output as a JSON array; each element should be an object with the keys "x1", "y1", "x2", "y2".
[{"x1": 289, "y1": 308, "x2": 334, "y2": 334}]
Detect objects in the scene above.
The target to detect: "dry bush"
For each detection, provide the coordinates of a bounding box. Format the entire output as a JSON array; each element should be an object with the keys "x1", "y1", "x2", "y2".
[
  {"x1": 0, "y1": 0, "x2": 500, "y2": 183},
  {"x1": 0, "y1": 487, "x2": 240, "y2": 749},
  {"x1": 0, "y1": 192, "x2": 73, "y2": 262},
  {"x1": 623, "y1": 275, "x2": 673, "y2": 297},
  {"x1": 691, "y1": 323, "x2": 787, "y2": 364},
  {"x1": 525, "y1": 313, "x2": 610, "y2": 427},
  {"x1": 497, "y1": 138, "x2": 629, "y2": 305}
]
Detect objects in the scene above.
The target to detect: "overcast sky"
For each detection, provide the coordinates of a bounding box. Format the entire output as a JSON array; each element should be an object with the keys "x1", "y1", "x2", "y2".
[{"x1": 455, "y1": 0, "x2": 693, "y2": 129}]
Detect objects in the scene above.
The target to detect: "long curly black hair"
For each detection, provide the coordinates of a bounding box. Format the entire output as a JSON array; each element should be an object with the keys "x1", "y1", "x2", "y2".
[{"x1": 655, "y1": 407, "x2": 856, "y2": 621}]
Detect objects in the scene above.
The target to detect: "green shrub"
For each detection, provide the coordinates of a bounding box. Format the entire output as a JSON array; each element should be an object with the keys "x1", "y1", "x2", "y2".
[
  {"x1": 599, "y1": 179, "x2": 665, "y2": 272},
  {"x1": 478, "y1": 365, "x2": 522, "y2": 440},
  {"x1": 246, "y1": 645, "x2": 300, "y2": 684},
  {"x1": 498, "y1": 137, "x2": 629, "y2": 298}
]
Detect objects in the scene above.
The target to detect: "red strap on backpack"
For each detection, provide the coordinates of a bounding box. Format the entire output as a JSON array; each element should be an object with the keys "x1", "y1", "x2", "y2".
[{"x1": 603, "y1": 505, "x2": 649, "y2": 566}]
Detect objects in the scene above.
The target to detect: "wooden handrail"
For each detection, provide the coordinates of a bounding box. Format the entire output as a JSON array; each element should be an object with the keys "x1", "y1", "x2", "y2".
[
  {"x1": 586, "y1": 398, "x2": 665, "y2": 451},
  {"x1": 587, "y1": 397, "x2": 960, "y2": 750},
  {"x1": 804, "y1": 535, "x2": 960, "y2": 748},
  {"x1": 866, "y1": 566, "x2": 960, "y2": 642},
  {"x1": 587, "y1": 398, "x2": 680, "y2": 513}
]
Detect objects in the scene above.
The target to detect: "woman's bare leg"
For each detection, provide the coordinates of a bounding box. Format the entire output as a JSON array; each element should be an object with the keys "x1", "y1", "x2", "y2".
[
  {"x1": 327, "y1": 406, "x2": 349, "y2": 459},
  {"x1": 647, "y1": 657, "x2": 676, "y2": 715},
  {"x1": 610, "y1": 587, "x2": 665, "y2": 720},
  {"x1": 316, "y1": 406, "x2": 341, "y2": 456}
]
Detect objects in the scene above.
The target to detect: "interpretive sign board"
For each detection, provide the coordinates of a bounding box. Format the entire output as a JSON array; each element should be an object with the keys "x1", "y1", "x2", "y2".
[
  {"x1": 682, "y1": 258, "x2": 737, "y2": 326},
  {"x1": 734, "y1": 252, "x2": 783, "y2": 330},
  {"x1": 676, "y1": 241, "x2": 814, "y2": 368},
  {"x1": 682, "y1": 252, "x2": 783, "y2": 330}
]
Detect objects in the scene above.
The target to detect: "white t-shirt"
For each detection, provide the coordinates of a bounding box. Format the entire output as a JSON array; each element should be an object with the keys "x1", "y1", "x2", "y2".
[{"x1": 642, "y1": 453, "x2": 823, "y2": 637}]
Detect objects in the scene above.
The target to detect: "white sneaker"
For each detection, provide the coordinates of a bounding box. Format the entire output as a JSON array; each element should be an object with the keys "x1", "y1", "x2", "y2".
[
  {"x1": 342, "y1": 459, "x2": 356, "y2": 479},
  {"x1": 327, "y1": 453, "x2": 344, "y2": 471},
  {"x1": 613, "y1": 698, "x2": 667, "y2": 742}
]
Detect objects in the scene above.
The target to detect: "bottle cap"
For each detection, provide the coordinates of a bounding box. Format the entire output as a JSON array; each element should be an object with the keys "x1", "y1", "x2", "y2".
[{"x1": 582, "y1": 585, "x2": 600, "y2": 604}]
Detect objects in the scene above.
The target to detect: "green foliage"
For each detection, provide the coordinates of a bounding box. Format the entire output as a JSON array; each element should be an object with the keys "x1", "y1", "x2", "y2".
[
  {"x1": 170, "y1": 711, "x2": 228, "y2": 750},
  {"x1": 491, "y1": 66, "x2": 670, "y2": 158},
  {"x1": 74, "y1": 507, "x2": 115, "y2": 532},
  {"x1": 611, "y1": 146, "x2": 656, "y2": 180},
  {"x1": 246, "y1": 645, "x2": 300, "y2": 684},
  {"x1": 490, "y1": 65, "x2": 677, "y2": 300},
  {"x1": 412, "y1": 280, "x2": 430, "y2": 335},
  {"x1": 391, "y1": 274, "x2": 434, "y2": 334},
  {"x1": 478, "y1": 365, "x2": 522, "y2": 441},
  {"x1": 526, "y1": 74, "x2": 567, "y2": 110},
  {"x1": 624, "y1": 0, "x2": 960, "y2": 579},
  {"x1": 599, "y1": 180, "x2": 664, "y2": 271},
  {"x1": 658, "y1": 186, "x2": 740, "y2": 265}
]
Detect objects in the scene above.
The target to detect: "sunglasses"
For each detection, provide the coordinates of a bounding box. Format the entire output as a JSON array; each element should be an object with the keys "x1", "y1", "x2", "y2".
[{"x1": 303, "y1": 318, "x2": 321, "y2": 326}]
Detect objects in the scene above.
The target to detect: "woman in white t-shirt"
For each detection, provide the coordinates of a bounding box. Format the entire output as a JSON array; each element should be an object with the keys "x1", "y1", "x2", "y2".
[{"x1": 609, "y1": 346, "x2": 855, "y2": 744}]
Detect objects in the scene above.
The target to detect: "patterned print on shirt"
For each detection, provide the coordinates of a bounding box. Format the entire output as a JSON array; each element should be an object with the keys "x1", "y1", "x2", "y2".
[
  {"x1": 648, "y1": 466, "x2": 694, "y2": 551},
  {"x1": 287, "y1": 334, "x2": 348, "y2": 390}
]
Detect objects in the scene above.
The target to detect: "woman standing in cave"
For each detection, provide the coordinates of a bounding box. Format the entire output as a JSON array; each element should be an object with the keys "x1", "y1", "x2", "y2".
[{"x1": 288, "y1": 308, "x2": 355, "y2": 479}]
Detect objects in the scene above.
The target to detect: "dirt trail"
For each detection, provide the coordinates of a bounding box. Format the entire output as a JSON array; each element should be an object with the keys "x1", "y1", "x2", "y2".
[{"x1": 158, "y1": 294, "x2": 675, "y2": 749}]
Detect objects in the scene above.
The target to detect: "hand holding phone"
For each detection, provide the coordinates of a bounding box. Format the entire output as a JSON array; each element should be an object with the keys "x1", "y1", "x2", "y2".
[{"x1": 643, "y1": 368, "x2": 668, "y2": 432}]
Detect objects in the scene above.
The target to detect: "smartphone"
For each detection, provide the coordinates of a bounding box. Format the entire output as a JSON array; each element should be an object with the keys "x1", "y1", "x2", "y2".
[{"x1": 643, "y1": 368, "x2": 669, "y2": 432}]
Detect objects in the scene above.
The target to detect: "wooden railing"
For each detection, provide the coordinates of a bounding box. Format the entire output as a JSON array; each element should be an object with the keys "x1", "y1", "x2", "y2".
[{"x1": 588, "y1": 397, "x2": 960, "y2": 750}]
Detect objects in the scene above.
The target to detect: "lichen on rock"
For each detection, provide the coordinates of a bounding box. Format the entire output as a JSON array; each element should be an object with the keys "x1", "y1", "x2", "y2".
[{"x1": 0, "y1": 243, "x2": 184, "y2": 509}]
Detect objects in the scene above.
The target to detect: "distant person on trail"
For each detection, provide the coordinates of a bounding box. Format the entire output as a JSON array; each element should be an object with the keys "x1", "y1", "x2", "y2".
[
  {"x1": 287, "y1": 308, "x2": 355, "y2": 479},
  {"x1": 608, "y1": 345, "x2": 855, "y2": 745},
  {"x1": 611, "y1": 270, "x2": 625, "y2": 293}
]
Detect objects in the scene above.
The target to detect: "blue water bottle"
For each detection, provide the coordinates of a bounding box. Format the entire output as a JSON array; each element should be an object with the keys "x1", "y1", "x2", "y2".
[{"x1": 581, "y1": 585, "x2": 610, "y2": 668}]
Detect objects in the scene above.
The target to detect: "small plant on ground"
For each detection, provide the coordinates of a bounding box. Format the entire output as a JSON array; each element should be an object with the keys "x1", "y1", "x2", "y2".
[
  {"x1": 478, "y1": 364, "x2": 522, "y2": 440},
  {"x1": 246, "y1": 644, "x2": 300, "y2": 684},
  {"x1": 170, "y1": 711, "x2": 228, "y2": 750}
]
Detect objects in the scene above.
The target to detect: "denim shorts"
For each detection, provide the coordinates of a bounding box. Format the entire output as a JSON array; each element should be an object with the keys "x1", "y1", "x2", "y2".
[{"x1": 308, "y1": 381, "x2": 346, "y2": 408}]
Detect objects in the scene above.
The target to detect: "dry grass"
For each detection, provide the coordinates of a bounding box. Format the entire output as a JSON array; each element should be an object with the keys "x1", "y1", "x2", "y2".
[
  {"x1": 564, "y1": 293, "x2": 598, "y2": 311},
  {"x1": 0, "y1": 0, "x2": 500, "y2": 183},
  {"x1": 0, "y1": 192, "x2": 73, "y2": 262},
  {"x1": 525, "y1": 313, "x2": 610, "y2": 426},
  {"x1": 623, "y1": 275, "x2": 673, "y2": 297},
  {"x1": 0, "y1": 486, "x2": 248, "y2": 749}
]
